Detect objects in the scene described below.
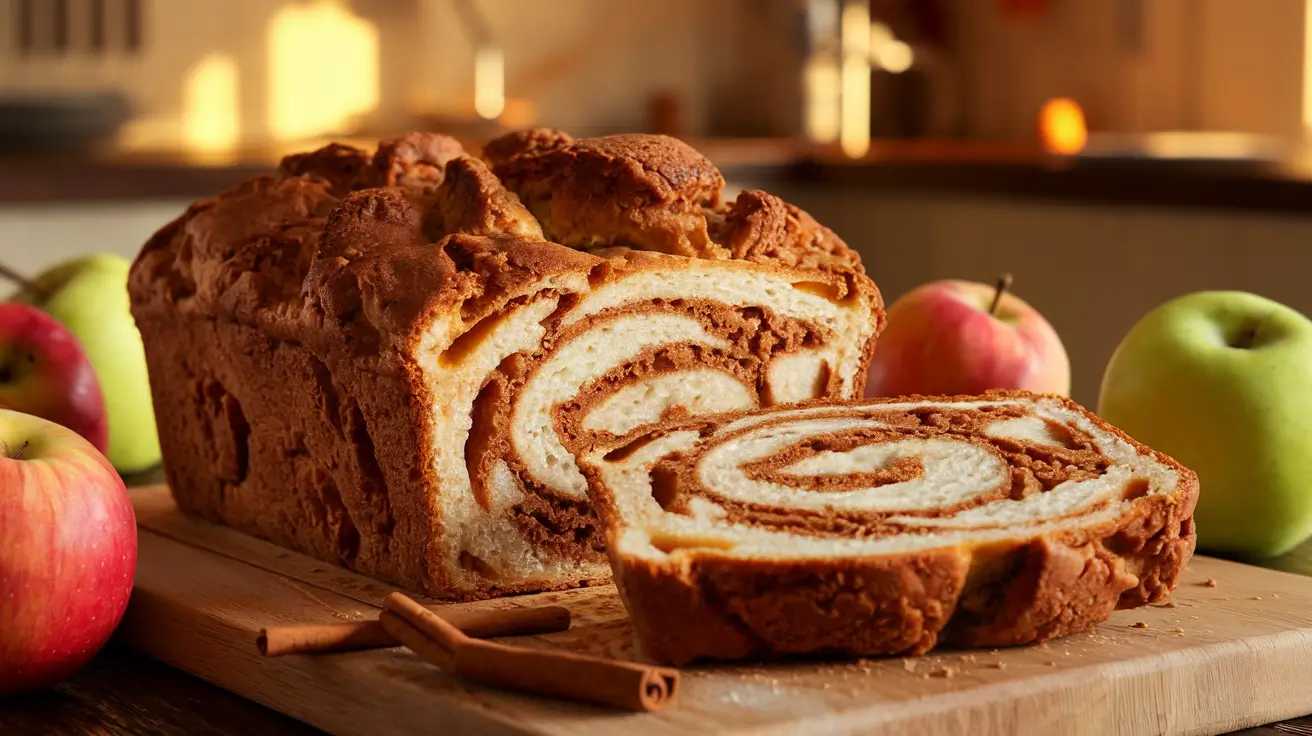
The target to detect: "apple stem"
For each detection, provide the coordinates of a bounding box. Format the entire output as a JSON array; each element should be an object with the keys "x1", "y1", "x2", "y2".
[
  {"x1": 1234, "y1": 324, "x2": 1260, "y2": 349},
  {"x1": 3, "y1": 440, "x2": 29, "y2": 460},
  {"x1": 989, "y1": 273, "x2": 1014, "y2": 316},
  {"x1": 0, "y1": 262, "x2": 42, "y2": 299}
]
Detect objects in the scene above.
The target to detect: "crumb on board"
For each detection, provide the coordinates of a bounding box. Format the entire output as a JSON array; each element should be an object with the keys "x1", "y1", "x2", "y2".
[
  {"x1": 1203, "y1": 578, "x2": 1218, "y2": 588},
  {"x1": 1152, "y1": 601, "x2": 1177, "y2": 608},
  {"x1": 1251, "y1": 596, "x2": 1264, "y2": 601},
  {"x1": 1130, "y1": 621, "x2": 1149, "y2": 629},
  {"x1": 902, "y1": 659, "x2": 916, "y2": 673},
  {"x1": 1171, "y1": 627, "x2": 1185, "y2": 635},
  {"x1": 1046, "y1": 661, "x2": 1058, "y2": 667},
  {"x1": 960, "y1": 654, "x2": 977, "y2": 664},
  {"x1": 930, "y1": 667, "x2": 957, "y2": 678},
  {"x1": 987, "y1": 662, "x2": 1006, "y2": 670}
]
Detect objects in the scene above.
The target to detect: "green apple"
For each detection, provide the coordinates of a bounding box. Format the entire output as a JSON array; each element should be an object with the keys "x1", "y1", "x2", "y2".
[
  {"x1": 8, "y1": 254, "x2": 160, "y2": 473},
  {"x1": 1098, "y1": 291, "x2": 1312, "y2": 559}
]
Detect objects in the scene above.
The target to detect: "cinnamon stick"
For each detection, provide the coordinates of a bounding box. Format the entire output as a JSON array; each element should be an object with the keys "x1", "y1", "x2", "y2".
[
  {"x1": 380, "y1": 592, "x2": 679, "y2": 712},
  {"x1": 257, "y1": 603, "x2": 571, "y2": 657}
]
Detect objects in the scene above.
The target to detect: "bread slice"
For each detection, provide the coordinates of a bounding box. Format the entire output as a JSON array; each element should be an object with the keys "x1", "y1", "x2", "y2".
[
  {"x1": 579, "y1": 391, "x2": 1199, "y2": 665},
  {"x1": 128, "y1": 130, "x2": 883, "y2": 600}
]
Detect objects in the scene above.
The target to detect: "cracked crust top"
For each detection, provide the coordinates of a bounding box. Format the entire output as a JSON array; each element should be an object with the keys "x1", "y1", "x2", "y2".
[{"x1": 130, "y1": 129, "x2": 873, "y2": 353}]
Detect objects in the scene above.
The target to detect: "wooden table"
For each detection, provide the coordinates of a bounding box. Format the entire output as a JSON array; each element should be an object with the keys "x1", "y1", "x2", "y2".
[{"x1": 4, "y1": 470, "x2": 1312, "y2": 736}]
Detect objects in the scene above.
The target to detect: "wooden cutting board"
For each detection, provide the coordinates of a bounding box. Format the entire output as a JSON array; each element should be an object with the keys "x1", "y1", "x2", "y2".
[{"x1": 118, "y1": 484, "x2": 1312, "y2": 736}]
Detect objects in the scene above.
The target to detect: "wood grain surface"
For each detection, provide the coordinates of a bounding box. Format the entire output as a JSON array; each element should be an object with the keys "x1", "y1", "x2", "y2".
[{"x1": 111, "y1": 484, "x2": 1312, "y2": 736}]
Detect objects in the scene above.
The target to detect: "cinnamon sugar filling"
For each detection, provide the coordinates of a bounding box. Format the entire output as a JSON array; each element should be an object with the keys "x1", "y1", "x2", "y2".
[
  {"x1": 589, "y1": 397, "x2": 1181, "y2": 553},
  {"x1": 453, "y1": 293, "x2": 840, "y2": 572}
]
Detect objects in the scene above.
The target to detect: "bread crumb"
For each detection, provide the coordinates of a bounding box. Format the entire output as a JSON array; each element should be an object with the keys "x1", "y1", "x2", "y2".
[
  {"x1": 1203, "y1": 578, "x2": 1218, "y2": 588},
  {"x1": 1272, "y1": 593, "x2": 1280, "y2": 599},
  {"x1": 1130, "y1": 622, "x2": 1149, "y2": 629},
  {"x1": 1171, "y1": 627, "x2": 1185, "y2": 635},
  {"x1": 987, "y1": 662, "x2": 1006, "y2": 670},
  {"x1": 929, "y1": 666, "x2": 957, "y2": 678},
  {"x1": 960, "y1": 654, "x2": 977, "y2": 664},
  {"x1": 1046, "y1": 661, "x2": 1058, "y2": 667},
  {"x1": 1152, "y1": 601, "x2": 1177, "y2": 609},
  {"x1": 1251, "y1": 596, "x2": 1263, "y2": 601},
  {"x1": 902, "y1": 659, "x2": 916, "y2": 673}
]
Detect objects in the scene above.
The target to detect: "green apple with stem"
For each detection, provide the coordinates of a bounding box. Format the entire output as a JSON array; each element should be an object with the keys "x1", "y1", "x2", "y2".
[
  {"x1": 1098, "y1": 290, "x2": 1312, "y2": 559},
  {"x1": 1, "y1": 255, "x2": 160, "y2": 473}
]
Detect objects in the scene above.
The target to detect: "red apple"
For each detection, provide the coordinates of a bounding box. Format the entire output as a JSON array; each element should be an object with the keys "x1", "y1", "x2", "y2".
[
  {"x1": 865, "y1": 275, "x2": 1070, "y2": 398},
  {"x1": 0, "y1": 302, "x2": 108, "y2": 453},
  {"x1": 0, "y1": 409, "x2": 136, "y2": 695}
]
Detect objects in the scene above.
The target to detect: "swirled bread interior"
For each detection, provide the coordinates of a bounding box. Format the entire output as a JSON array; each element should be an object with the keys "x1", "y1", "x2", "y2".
[
  {"x1": 127, "y1": 129, "x2": 883, "y2": 600},
  {"x1": 580, "y1": 392, "x2": 1199, "y2": 664}
]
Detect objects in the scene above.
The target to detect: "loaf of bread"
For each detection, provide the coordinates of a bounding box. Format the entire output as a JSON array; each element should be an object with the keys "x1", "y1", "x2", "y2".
[
  {"x1": 580, "y1": 391, "x2": 1199, "y2": 664},
  {"x1": 127, "y1": 130, "x2": 884, "y2": 600}
]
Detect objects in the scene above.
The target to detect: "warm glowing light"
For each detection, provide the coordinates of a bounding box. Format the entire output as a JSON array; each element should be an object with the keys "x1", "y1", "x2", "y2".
[
  {"x1": 804, "y1": 57, "x2": 841, "y2": 143},
  {"x1": 1038, "y1": 97, "x2": 1088, "y2": 154},
  {"x1": 839, "y1": 0, "x2": 871, "y2": 159},
  {"x1": 182, "y1": 53, "x2": 239, "y2": 155},
  {"x1": 267, "y1": 0, "x2": 379, "y2": 142},
  {"x1": 869, "y1": 21, "x2": 894, "y2": 49},
  {"x1": 474, "y1": 45, "x2": 505, "y2": 120},
  {"x1": 869, "y1": 22, "x2": 914, "y2": 74},
  {"x1": 876, "y1": 40, "x2": 914, "y2": 74}
]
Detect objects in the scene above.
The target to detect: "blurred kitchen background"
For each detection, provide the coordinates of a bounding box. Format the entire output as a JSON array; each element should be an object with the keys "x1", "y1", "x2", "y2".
[{"x1": 3, "y1": 0, "x2": 1311, "y2": 404}]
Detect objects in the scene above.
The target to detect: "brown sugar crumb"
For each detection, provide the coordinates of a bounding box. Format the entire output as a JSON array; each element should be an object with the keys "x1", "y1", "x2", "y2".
[
  {"x1": 1129, "y1": 621, "x2": 1149, "y2": 629},
  {"x1": 901, "y1": 659, "x2": 916, "y2": 673},
  {"x1": 1203, "y1": 578, "x2": 1218, "y2": 588},
  {"x1": 929, "y1": 666, "x2": 957, "y2": 678}
]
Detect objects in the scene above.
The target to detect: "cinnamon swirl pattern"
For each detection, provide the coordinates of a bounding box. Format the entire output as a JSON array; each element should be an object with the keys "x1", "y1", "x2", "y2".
[
  {"x1": 580, "y1": 392, "x2": 1199, "y2": 665},
  {"x1": 128, "y1": 129, "x2": 883, "y2": 600}
]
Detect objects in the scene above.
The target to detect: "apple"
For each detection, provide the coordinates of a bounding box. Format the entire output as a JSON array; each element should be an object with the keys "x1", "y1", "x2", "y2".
[
  {"x1": 0, "y1": 302, "x2": 108, "y2": 453},
  {"x1": 1098, "y1": 290, "x2": 1312, "y2": 559},
  {"x1": 5, "y1": 254, "x2": 160, "y2": 473},
  {"x1": 865, "y1": 275, "x2": 1071, "y2": 398},
  {"x1": 0, "y1": 408, "x2": 136, "y2": 694}
]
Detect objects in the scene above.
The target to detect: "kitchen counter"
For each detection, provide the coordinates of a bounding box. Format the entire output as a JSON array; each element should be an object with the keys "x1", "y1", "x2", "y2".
[
  {"x1": 0, "y1": 467, "x2": 1308, "y2": 736},
  {"x1": 7, "y1": 138, "x2": 1312, "y2": 216}
]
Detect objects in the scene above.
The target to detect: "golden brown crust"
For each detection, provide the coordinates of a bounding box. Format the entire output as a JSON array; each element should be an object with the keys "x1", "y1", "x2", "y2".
[
  {"x1": 613, "y1": 548, "x2": 973, "y2": 664},
  {"x1": 479, "y1": 127, "x2": 574, "y2": 169},
  {"x1": 128, "y1": 128, "x2": 883, "y2": 600},
  {"x1": 487, "y1": 130, "x2": 726, "y2": 258},
  {"x1": 582, "y1": 389, "x2": 1200, "y2": 664}
]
